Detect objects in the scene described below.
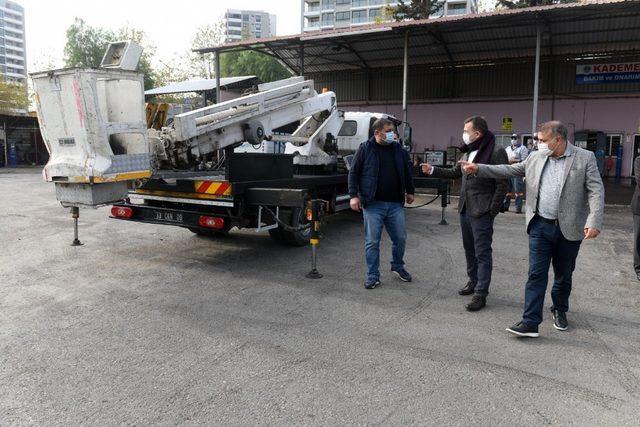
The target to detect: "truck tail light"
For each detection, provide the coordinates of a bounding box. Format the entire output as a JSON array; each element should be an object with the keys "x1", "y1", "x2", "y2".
[
  {"x1": 198, "y1": 216, "x2": 225, "y2": 229},
  {"x1": 111, "y1": 206, "x2": 133, "y2": 219}
]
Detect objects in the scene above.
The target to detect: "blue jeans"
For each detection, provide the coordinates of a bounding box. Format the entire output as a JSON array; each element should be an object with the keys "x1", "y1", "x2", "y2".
[
  {"x1": 522, "y1": 217, "x2": 582, "y2": 326},
  {"x1": 363, "y1": 200, "x2": 406, "y2": 281},
  {"x1": 460, "y1": 212, "x2": 495, "y2": 296},
  {"x1": 504, "y1": 177, "x2": 525, "y2": 211}
]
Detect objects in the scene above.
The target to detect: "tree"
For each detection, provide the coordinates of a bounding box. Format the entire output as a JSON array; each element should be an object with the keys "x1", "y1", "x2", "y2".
[
  {"x1": 375, "y1": 6, "x2": 395, "y2": 24},
  {"x1": 0, "y1": 76, "x2": 28, "y2": 114},
  {"x1": 188, "y1": 24, "x2": 291, "y2": 83},
  {"x1": 154, "y1": 56, "x2": 191, "y2": 88},
  {"x1": 63, "y1": 18, "x2": 158, "y2": 89},
  {"x1": 149, "y1": 56, "x2": 194, "y2": 104},
  {"x1": 495, "y1": 0, "x2": 578, "y2": 8},
  {"x1": 389, "y1": 0, "x2": 444, "y2": 21},
  {"x1": 63, "y1": 18, "x2": 113, "y2": 69},
  {"x1": 189, "y1": 23, "x2": 225, "y2": 79},
  {"x1": 220, "y1": 51, "x2": 291, "y2": 83}
]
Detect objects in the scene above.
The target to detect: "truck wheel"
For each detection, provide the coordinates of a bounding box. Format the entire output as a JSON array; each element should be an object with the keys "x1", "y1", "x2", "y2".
[
  {"x1": 268, "y1": 227, "x2": 285, "y2": 243},
  {"x1": 268, "y1": 210, "x2": 290, "y2": 244},
  {"x1": 280, "y1": 207, "x2": 311, "y2": 247}
]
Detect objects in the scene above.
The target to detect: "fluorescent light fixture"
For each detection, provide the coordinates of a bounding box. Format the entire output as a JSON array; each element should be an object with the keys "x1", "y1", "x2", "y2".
[{"x1": 300, "y1": 27, "x2": 392, "y2": 41}]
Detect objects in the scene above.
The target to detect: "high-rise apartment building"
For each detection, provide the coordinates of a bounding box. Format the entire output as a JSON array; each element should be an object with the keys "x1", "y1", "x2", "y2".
[
  {"x1": 0, "y1": 0, "x2": 26, "y2": 84},
  {"x1": 224, "y1": 9, "x2": 277, "y2": 43},
  {"x1": 302, "y1": 0, "x2": 477, "y2": 32}
]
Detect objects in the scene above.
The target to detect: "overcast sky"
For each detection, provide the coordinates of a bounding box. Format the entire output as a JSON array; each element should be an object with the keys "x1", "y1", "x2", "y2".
[
  {"x1": 23, "y1": 0, "x2": 494, "y2": 72},
  {"x1": 23, "y1": 0, "x2": 302, "y2": 71}
]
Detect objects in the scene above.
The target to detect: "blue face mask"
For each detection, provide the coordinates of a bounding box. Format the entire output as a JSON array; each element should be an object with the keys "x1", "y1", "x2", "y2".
[{"x1": 384, "y1": 131, "x2": 396, "y2": 143}]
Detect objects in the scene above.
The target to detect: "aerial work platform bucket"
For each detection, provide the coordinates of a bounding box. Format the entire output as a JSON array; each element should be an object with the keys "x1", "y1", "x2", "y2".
[{"x1": 31, "y1": 41, "x2": 150, "y2": 207}]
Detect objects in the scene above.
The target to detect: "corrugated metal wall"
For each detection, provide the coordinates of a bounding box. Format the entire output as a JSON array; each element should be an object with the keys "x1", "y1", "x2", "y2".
[{"x1": 308, "y1": 57, "x2": 640, "y2": 102}]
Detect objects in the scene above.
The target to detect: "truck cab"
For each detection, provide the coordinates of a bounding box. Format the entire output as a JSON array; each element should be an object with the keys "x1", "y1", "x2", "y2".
[
  {"x1": 235, "y1": 111, "x2": 402, "y2": 156},
  {"x1": 337, "y1": 112, "x2": 400, "y2": 154}
]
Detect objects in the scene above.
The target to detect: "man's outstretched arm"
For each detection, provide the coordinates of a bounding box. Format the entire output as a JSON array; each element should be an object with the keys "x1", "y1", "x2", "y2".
[{"x1": 459, "y1": 159, "x2": 527, "y2": 179}]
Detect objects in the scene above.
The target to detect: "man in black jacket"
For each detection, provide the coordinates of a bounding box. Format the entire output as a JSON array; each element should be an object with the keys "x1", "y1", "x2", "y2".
[
  {"x1": 422, "y1": 116, "x2": 509, "y2": 311},
  {"x1": 348, "y1": 118, "x2": 415, "y2": 289},
  {"x1": 633, "y1": 156, "x2": 640, "y2": 281}
]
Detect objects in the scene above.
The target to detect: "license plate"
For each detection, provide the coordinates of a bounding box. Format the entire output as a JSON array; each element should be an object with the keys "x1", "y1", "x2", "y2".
[{"x1": 154, "y1": 211, "x2": 184, "y2": 223}]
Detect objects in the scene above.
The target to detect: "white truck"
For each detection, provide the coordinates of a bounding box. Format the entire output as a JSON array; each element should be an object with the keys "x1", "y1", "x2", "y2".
[{"x1": 31, "y1": 41, "x2": 418, "y2": 246}]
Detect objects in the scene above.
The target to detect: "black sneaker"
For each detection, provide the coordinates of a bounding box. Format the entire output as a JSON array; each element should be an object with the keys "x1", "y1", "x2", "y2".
[
  {"x1": 391, "y1": 267, "x2": 412, "y2": 282},
  {"x1": 458, "y1": 281, "x2": 476, "y2": 296},
  {"x1": 465, "y1": 295, "x2": 486, "y2": 311},
  {"x1": 506, "y1": 321, "x2": 539, "y2": 338},
  {"x1": 364, "y1": 278, "x2": 381, "y2": 289},
  {"x1": 552, "y1": 310, "x2": 568, "y2": 331}
]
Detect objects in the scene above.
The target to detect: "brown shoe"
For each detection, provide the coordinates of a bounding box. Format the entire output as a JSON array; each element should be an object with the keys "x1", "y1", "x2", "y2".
[{"x1": 458, "y1": 281, "x2": 476, "y2": 296}]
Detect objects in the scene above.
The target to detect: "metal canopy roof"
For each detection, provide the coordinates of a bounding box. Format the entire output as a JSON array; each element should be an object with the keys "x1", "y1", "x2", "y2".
[
  {"x1": 195, "y1": 0, "x2": 640, "y2": 74},
  {"x1": 144, "y1": 75, "x2": 259, "y2": 96}
]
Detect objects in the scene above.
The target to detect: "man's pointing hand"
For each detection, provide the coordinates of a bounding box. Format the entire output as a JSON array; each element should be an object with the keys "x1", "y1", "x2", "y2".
[{"x1": 458, "y1": 160, "x2": 478, "y2": 175}]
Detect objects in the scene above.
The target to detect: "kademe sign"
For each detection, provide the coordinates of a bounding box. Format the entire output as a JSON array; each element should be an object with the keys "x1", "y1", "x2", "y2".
[{"x1": 576, "y1": 62, "x2": 640, "y2": 84}]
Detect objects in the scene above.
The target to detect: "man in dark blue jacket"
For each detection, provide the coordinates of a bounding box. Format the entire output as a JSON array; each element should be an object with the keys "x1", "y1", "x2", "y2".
[{"x1": 348, "y1": 118, "x2": 415, "y2": 289}]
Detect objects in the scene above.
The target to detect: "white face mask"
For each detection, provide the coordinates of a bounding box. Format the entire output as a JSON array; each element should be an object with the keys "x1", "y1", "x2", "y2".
[
  {"x1": 537, "y1": 142, "x2": 553, "y2": 156},
  {"x1": 462, "y1": 132, "x2": 472, "y2": 145}
]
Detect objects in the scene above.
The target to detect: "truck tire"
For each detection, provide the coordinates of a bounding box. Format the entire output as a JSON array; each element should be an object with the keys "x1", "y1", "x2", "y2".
[
  {"x1": 268, "y1": 227, "x2": 285, "y2": 243},
  {"x1": 275, "y1": 208, "x2": 311, "y2": 247}
]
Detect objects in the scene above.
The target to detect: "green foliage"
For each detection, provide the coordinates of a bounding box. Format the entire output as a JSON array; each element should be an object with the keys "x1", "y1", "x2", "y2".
[
  {"x1": 61, "y1": 19, "x2": 292, "y2": 94},
  {"x1": 0, "y1": 75, "x2": 28, "y2": 114},
  {"x1": 495, "y1": 0, "x2": 578, "y2": 8},
  {"x1": 63, "y1": 18, "x2": 113, "y2": 68},
  {"x1": 63, "y1": 18, "x2": 158, "y2": 89},
  {"x1": 220, "y1": 51, "x2": 291, "y2": 83},
  {"x1": 390, "y1": 0, "x2": 444, "y2": 20},
  {"x1": 188, "y1": 24, "x2": 290, "y2": 83}
]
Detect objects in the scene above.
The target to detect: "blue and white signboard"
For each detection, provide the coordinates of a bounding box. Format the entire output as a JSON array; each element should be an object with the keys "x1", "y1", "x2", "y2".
[{"x1": 576, "y1": 62, "x2": 640, "y2": 84}]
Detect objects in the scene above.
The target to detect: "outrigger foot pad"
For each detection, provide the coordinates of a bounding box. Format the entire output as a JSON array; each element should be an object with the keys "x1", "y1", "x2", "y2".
[{"x1": 306, "y1": 269, "x2": 323, "y2": 279}]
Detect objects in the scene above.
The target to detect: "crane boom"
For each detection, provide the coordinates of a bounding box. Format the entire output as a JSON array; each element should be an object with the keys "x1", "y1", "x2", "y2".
[{"x1": 31, "y1": 43, "x2": 343, "y2": 207}]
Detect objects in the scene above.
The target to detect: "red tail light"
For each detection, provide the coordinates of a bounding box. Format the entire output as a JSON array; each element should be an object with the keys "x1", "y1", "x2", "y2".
[
  {"x1": 198, "y1": 216, "x2": 225, "y2": 229},
  {"x1": 111, "y1": 206, "x2": 133, "y2": 219}
]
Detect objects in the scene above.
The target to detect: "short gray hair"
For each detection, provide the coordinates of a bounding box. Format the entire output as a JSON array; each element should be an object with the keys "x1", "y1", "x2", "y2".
[
  {"x1": 538, "y1": 121, "x2": 568, "y2": 142},
  {"x1": 372, "y1": 118, "x2": 395, "y2": 132}
]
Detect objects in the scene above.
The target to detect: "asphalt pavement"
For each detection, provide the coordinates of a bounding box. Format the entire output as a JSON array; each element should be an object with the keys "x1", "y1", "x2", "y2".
[{"x1": 1, "y1": 170, "x2": 639, "y2": 425}]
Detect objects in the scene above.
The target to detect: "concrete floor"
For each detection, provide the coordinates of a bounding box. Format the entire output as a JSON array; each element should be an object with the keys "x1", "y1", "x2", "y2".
[{"x1": 1, "y1": 169, "x2": 639, "y2": 425}]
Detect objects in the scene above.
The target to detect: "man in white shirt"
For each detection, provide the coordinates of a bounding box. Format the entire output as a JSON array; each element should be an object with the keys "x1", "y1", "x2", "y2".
[{"x1": 503, "y1": 134, "x2": 529, "y2": 213}]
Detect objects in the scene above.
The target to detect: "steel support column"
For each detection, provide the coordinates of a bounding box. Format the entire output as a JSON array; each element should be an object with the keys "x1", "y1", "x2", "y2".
[
  {"x1": 214, "y1": 52, "x2": 221, "y2": 105},
  {"x1": 3, "y1": 122, "x2": 7, "y2": 168},
  {"x1": 299, "y1": 44, "x2": 305, "y2": 76},
  {"x1": 531, "y1": 24, "x2": 542, "y2": 140},
  {"x1": 402, "y1": 30, "x2": 409, "y2": 125},
  {"x1": 33, "y1": 121, "x2": 38, "y2": 165}
]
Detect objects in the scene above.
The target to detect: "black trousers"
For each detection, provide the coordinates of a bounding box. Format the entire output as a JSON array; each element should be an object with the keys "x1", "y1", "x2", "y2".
[{"x1": 460, "y1": 212, "x2": 495, "y2": 296}]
